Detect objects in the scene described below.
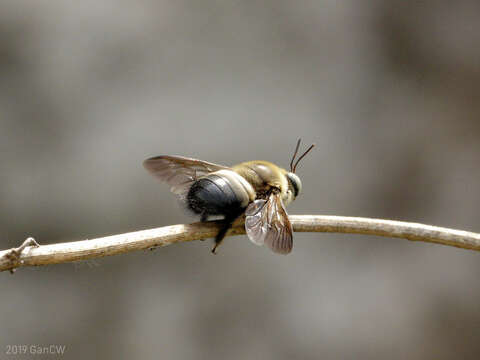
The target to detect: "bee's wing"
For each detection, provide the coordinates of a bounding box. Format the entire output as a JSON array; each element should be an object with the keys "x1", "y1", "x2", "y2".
[
  {"x1": 143, "y1": 155, "x2": 230, "y2": 195},
  {"x1": 245, "y1": 193, "x2": 293, "y2": 254}
]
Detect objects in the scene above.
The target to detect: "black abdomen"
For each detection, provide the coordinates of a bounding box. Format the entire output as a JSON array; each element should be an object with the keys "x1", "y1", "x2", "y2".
[{"x1": 186, "y1": 175, "x2": 245, "y2": 218}]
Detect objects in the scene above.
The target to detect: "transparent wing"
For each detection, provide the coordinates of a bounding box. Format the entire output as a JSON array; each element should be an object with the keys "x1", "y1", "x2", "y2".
[
  {"x1": 143, "y1": 155, "x2": 230, "y2": 195},
  {"x1": 245, "y1": 193, "x2": 293, "y2": 254}
]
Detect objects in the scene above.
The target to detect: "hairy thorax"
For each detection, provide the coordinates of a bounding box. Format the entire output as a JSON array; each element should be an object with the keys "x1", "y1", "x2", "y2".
[{"x1": 232, "y1": 161, "x2": 288, "y2": 200}]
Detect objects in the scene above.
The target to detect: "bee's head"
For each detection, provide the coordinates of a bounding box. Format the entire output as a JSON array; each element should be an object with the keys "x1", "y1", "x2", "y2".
[
  {"x1": 286, "y1": 172, "x2": 302, "y2": 198},
  {"x1": 287, "y1": 138, "x2": 314, "y2": 199}
]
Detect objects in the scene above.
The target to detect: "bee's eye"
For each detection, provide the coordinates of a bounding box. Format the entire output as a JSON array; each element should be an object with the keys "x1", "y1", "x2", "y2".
[{"x1": 286, "y1": 173, "x2": 302, "y2": 198}]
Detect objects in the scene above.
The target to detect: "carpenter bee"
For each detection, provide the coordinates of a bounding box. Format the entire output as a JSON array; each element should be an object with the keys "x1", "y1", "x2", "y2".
[{"x1": 143, "y1": 139, "x2": 314, "y2": 254}]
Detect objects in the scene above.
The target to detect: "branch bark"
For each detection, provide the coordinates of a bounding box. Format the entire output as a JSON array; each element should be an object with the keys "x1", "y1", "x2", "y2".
[{"x1": 1, "y1": 215, "x2": 479, "y2": 272}]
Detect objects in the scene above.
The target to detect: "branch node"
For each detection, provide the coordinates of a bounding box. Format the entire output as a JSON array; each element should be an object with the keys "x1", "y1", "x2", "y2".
[{"x1": 4, "y1": 237, "x2": 40, "y2": 274}]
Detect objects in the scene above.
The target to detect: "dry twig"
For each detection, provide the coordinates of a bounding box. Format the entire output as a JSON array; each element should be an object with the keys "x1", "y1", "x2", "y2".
[{"x1": 1, "y1": 215, "x2": 479, "y2": 273}]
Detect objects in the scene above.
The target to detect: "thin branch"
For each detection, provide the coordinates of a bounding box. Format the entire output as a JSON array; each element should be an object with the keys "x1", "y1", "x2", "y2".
[{"x1": 1, "y1": 215, "x2": 479, "y2": 272}]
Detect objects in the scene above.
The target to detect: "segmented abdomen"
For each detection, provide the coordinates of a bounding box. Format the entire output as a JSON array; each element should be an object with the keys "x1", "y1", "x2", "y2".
[{"x1": 186, "y1": 171, "x2": 252, "y2": 218}]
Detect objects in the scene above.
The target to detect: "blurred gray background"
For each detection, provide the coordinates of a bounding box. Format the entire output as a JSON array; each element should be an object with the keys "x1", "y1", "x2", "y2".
[{"x1": 1, "y1": 1, "x2": 480, "y2": 359}]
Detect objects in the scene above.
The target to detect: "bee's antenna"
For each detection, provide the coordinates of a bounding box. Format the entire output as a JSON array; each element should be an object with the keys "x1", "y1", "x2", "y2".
[
  {"x1": 290, "y1": 139, "x2": 302, "y2": 172},
  {"x1": 292, "y1": 143, "x2": 315, "y2": 173}
]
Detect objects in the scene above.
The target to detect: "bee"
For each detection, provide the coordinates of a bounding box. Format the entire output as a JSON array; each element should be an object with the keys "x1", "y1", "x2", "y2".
[{"x1": 143, "y1": 139, "x2": 314, "y2": 254}]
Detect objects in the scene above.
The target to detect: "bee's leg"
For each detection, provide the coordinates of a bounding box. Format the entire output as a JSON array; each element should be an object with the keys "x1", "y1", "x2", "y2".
[
  {"x1": 211, "y1": 216, "x2": 237, "y2": 254},
  {"x1": 211, "y1": 222, "x2": 230, "y2": 254}
]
